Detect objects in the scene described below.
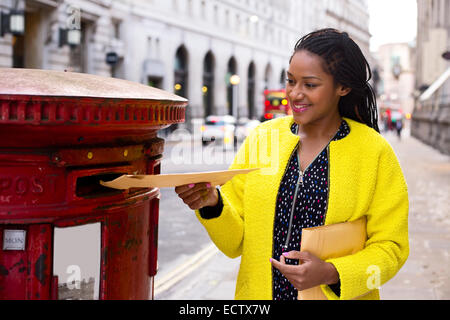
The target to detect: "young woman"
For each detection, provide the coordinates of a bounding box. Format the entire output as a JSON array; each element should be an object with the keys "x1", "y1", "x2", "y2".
[{"x1": 175, "y1": 28, "x2": 409, "y2": 300}]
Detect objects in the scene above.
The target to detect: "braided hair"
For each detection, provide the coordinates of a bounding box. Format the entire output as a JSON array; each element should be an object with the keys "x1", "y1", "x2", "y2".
[{"x1": 291, "y1": 28, "x2": 379, "y2": 132}]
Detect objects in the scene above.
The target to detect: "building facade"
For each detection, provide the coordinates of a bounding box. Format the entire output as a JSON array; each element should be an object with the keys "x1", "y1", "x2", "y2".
[
  {"x1": 0, "y1": 0, "x2": 371, "y2": 130},
  {"x1": 0, "y1": 0, "x2": 118, "y2": 76},
  {"x1": 413, "y1": 0, "x2": 450, "y2": 154},
  {"x1": 323, "y1": 0, "x2": 371, "y2": 63},
  {"x1": 375, "y1": 42, "x2": 416, "y2": 116}
]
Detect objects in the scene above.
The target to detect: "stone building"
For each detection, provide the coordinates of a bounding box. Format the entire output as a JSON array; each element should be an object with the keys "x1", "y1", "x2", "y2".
[
  {"x1": 323, "y1": 0, "x2": 371, "y2": 64},
  {"x1": 412, "y1": 0, "x2": 450, "y2": 154},
  {"x1": 0, "y1": 0, "x2": 371, "y2": 131},
  {"x1": 375, "y1": 42, "x2": 416, "y2": 116},
  {"x1": 0, "y1": 0, "x2": 117, "y2": 76}
]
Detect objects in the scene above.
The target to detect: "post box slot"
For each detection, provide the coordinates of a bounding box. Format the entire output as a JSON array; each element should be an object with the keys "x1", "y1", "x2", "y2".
[{"x1": 76, "y1": 173, "x2": 124, "y2": 198}]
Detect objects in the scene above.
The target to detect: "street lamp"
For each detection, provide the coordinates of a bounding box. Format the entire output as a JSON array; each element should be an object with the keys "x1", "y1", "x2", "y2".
[
  {"x1": 230, "y1": 74, "x2": 240, "y2": 86},
  {"x1": 230, "y1": 74, "x2": 240, "y2": 149},
  {"x1": 59, "y1": 27, "x2": 81, "y2": 47},
  {"x1": 249, "y1": 15, "x2": 259, "y2": 23},
  {"x1": 0, "y1": 10, "x2": 25, "y2": 37},
  {"x1": 174, "y1": 83, "x2": 182, "y2": 91},
  {"x1": 230, "y1": 74, "x2": 240, "y2": 118},
  {"x1": 106, "y1": 52, "x2": 119, "y2": 65}
]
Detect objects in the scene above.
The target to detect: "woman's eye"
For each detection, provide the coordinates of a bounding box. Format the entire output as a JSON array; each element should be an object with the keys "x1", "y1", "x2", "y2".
[
  {"x1": 305, "y1": 83, "x2": 317, "y2": 88},
  {"x1": 286, "y1": 78, "x2": 294, "y2": 85}
]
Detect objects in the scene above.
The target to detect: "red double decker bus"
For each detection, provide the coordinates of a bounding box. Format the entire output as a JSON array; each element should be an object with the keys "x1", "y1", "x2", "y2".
[{"x1": 261, "y1": 89, "x2": 291, "y2": 122}]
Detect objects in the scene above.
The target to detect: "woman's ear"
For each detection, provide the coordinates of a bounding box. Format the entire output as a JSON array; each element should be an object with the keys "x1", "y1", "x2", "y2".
[{"x1": 338, "y1": 86, "x2": 352, "y2": 97}]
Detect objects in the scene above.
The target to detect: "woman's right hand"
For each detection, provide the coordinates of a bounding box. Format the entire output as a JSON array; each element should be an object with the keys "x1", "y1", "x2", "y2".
[{"x1": 175, "y1": 182, "x2": 219, "y2": 210}]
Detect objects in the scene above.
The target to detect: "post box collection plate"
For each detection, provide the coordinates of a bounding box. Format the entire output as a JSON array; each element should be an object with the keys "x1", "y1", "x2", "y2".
[{"x1": 3, "y1": 230, "x2": 26, "y2": 250}]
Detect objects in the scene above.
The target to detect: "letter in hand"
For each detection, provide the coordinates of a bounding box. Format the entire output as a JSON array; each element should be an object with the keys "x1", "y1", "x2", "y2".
[{"x1": 175, "y1": 182, "x2": 219, "y2": 210}]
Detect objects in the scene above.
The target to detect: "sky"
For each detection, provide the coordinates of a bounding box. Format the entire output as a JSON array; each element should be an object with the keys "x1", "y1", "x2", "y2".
[{"x1": 368, "y1": 0, "x2": 418, "y2": 52}]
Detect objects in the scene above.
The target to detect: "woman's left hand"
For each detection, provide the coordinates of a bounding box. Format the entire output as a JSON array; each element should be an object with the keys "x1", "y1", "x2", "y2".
[{"x1": 270, "y1": 251, "x2": 339, "y2": 291}]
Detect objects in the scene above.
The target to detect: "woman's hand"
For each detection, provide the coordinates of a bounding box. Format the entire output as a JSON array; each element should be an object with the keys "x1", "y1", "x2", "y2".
[
  {"x1": 175, "y1": 182, "x2": 219, "y2": 210},
  {"x1": 270, "y1": 251, "x2": 339, "y2": 291}
]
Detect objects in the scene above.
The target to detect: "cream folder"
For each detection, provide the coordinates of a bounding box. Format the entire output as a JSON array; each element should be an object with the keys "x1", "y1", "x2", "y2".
[
  {"x1": 100, "y1": 168, "x2": 259, "y2": 189},
  {"x1": 298, "y1": 216, "x2": 367, "y2": 300}
]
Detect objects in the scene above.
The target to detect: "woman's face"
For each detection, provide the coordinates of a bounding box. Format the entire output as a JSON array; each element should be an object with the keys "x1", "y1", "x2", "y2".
[{"x1": 286, "y1": 50, "x2": 349, "y2": 127}]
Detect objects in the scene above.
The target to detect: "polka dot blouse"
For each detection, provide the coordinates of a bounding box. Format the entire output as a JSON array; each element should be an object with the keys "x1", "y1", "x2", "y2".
[{"x1": 272, "y1": 119, "x2": 350, "y2": 300}]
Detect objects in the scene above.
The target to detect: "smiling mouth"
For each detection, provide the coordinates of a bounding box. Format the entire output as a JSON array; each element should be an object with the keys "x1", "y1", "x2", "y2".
[{"x1": 291, "y1": 103, "x2": 311, "y2": 112}]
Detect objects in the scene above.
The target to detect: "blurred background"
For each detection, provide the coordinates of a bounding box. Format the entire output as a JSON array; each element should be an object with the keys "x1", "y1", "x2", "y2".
[
  {"x1": 1, "y1": 0, "x2": 448, "y2": 300},
  {"x1": 1, "y1": 0, "x2": 448, "y2": 149}
]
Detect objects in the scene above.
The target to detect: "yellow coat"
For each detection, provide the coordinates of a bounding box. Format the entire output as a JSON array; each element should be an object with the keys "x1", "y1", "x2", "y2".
[{"x1": 195, "y1": 116, "x2": 409, "y2": 300}]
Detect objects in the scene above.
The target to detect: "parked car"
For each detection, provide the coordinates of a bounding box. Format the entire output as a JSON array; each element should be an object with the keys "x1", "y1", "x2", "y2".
[
  {"x1": 201, "y1": 115, "x2": 236, "y2": 148},
  {"x1": 236, "y1": 118, "x2": 261, "y2": 141}
]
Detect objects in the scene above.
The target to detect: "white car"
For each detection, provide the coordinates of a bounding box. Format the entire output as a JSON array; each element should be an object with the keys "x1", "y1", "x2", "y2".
[
  {"x1": 201, "y1": 115, "x2": 236, "y2": 148},
  {"x1": 236, "y1": 118, "x2": 261, "y2": 141}
]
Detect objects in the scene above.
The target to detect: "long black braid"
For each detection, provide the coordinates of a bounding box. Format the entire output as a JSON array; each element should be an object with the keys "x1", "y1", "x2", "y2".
[{"x1": 291, "y1": 28, "x2": 379, "y2": 132}]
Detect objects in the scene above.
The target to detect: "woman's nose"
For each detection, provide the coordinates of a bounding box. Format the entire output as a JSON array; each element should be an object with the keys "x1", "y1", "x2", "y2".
[{"x1": 289, "y1": 88, "x2": 304, "y2": 100}]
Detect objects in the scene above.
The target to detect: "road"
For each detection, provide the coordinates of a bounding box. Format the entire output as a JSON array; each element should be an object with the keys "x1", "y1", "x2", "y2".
[{"x1": 156, "y1": 139, "x2": 238, "y2": 279}]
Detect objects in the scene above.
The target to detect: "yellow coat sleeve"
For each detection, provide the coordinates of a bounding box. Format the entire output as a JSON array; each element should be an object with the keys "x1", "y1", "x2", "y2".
[
  {"x1": 194, "y1": 130, "x2": 254, "y2": 259},
  {"x1": 323, "y1": 141, "x2": 409, "y2": 300}
]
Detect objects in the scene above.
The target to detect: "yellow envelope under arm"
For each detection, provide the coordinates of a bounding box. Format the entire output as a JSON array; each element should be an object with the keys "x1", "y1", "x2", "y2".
[{"x1": 298, "y1": 216, "x2": 367, "y2": 300}]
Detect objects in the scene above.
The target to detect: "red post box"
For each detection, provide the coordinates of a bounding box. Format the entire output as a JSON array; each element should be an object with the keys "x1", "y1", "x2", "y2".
[{"x1": 0, "y1": 68, "x2": 186, "y2": 299}]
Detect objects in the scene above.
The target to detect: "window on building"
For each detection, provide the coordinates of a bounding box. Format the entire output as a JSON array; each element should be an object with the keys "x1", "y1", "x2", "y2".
[
  {"x1": 280, "y1": 69, "x2": 286, "y2": 87},
  {"x1": 12, "y1": 34, "x2": 25, "y2": 68},
  {"x1": 201, "y1": 0, "x2": 206, "y2": 19},
  {"x1": 188, "y1": 0, "x2": 193, "y2": 15},
  {"x1": 147, "y1": 37, "x2": 152, "y2": 59},
  {"x1": 236, "y1": 13, "x2": 240, "y2": 32},
  {"x1": 227, "y1": 57, "x2": 238, "y2": 116},
  {"x1": 174, "y1": 45, "x2": 188, "y2": 98},
  {"x1": 13, "y1": 10, "x2": 46, "y2": 69},
  {"x1": 214, "y1": 4, "x2": 218, "y2": 23},
  {"x1": 248, "y1": 62, "x2": 256, "y2": 119},
  {"x1": 70, "y1": 20, "x2": 92, "y2": 73},
  {"x1": 203, "y1": 51, "x2": 215, "y2": 116},
  {"x1": 112, "y1": 19, "x2": 121, "y2": 39},
  {"x1": 264, "y1": 63, "x2": 272, "y2": 89},
  {"x1": 225, "y1": 9, "x2": 230, "y2": 27},
  {"x1": 155, "y1": 38, "x2": 160, "y2": 59}
]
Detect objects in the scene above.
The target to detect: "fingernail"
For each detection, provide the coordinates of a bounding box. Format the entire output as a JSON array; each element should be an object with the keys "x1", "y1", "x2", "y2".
[
  {"x1": 282, "y1": 252, "x2": 288, "y2": 256},
  {"x1": 206, "y1": 183, "x2": 211, "y2": 188},
  {"x1": 188, "y1": 184, "x2": 195, "y2": 188},
  {"x1": 269, "y1": 258, "x2": 272, "y2": 262}
]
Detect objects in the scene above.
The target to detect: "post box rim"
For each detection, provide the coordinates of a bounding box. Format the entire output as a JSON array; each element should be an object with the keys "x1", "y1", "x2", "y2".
[{"x1": 0, "y1": 68, "x2": 188, "y2": 103}]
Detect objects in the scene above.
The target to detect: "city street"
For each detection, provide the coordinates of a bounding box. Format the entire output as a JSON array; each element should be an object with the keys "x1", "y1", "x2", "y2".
[
  {"x1": 156, "y1": 137, "x2": 235, "y2": 280},
  {"x1": 1, "y1": 0, "x2": 448, "y2": 303},
  {"x1": 154, "y1": 137, "x2": 240, "y2": 299},
  {"x1": 154, "y1": 125, "x2": 450, "y2": 300}
]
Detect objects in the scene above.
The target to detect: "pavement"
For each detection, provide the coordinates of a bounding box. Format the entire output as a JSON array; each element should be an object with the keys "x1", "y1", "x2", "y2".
[{"x1": 154, "y1": 126, "x2": 450, "y2": 300}]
